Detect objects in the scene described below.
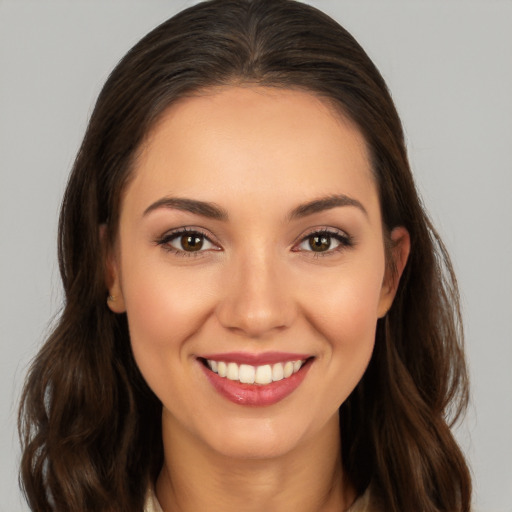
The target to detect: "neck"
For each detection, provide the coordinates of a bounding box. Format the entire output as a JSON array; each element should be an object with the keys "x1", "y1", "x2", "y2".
[{"x1": 155, "y1": 413, "x2": 355, "y2": 512}]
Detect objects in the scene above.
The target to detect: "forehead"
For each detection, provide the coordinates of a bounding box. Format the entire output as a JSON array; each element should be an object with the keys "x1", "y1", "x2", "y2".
[{"x1": 125, "y1": 86, "x2": 378, "y2": 218}]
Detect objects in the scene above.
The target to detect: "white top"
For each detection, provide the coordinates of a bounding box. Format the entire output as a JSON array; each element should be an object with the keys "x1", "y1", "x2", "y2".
[
  {"x1": 144, "y1": 488, "x2": 163, "y2": 512},
  {"x1": 144, "y1": 486, "x2": 372, "y2": 512}
]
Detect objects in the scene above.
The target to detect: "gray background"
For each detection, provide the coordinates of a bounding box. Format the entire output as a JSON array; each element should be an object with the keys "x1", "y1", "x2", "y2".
[{"x1": 1, "y1": 1, "x2": 511, "y2": 510}]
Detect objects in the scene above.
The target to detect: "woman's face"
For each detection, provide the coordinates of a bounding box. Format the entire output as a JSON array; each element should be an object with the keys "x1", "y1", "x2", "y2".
[{"x1": 108, "y1": 86, "x2": 408, "y2": 459}]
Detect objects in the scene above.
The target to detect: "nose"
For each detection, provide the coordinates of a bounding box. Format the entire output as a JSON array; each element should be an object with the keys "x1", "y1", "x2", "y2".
[{"x1": 215, "y1": 250, "x2": 296, "y2": 338}]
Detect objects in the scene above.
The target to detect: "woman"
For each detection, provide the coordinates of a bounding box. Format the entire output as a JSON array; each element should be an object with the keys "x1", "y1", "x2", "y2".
[{"x1": 18, "y1": 1, "x2": 471, "y2": 511}]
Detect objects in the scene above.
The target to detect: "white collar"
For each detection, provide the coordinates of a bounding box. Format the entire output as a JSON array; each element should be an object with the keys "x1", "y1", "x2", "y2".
[{"x1": 144, "y1": 485, "x2": 371, "y2": 512}]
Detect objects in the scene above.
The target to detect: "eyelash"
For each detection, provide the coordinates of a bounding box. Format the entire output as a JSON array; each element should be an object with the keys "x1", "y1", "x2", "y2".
[
  {"x1": 155, "y1": 227, "x2": 218, "y2": 257},
  {"x1": 155, "y1": 227, "x2": 354, "y2": 257},
  {"x1": 292, "y1": 228, "x2": 354, "y2": 257}
]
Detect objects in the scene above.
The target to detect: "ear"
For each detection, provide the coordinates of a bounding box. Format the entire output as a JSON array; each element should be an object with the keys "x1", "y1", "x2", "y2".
[
  {"x1": 100, "y1": 225, "x2": 126, "y2": 313},
  {"x1": 377, "y1": 226, "x2": 410, "y2": 318}
]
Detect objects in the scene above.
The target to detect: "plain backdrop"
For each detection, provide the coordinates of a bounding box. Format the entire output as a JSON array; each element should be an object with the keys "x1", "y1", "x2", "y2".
[{"x1": 1, "y1": 1, "x2": 511, "y2": 511}]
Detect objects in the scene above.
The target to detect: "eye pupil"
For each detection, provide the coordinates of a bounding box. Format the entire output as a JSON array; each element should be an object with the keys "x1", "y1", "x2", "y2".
[
  {"x1": 181, "y1": 234, "x2": 203, "y2": 251},
  {"x1": 309, "y1": 235, "x2": 330, "y2": 252}
]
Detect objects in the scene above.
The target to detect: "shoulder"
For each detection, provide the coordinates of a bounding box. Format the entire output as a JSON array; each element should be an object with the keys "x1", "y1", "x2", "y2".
[
  {"x1": 144, "y1": 487, "x2": 163, "y2": 512},
  {"x1": 348, "y1": 485, "x2": 383, "y2": 512}
]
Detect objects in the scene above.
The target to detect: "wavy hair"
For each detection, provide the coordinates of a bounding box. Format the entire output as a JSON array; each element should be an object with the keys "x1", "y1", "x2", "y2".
[{"x1": 19, "y1": 1, "x2": 471, "y2": 511}]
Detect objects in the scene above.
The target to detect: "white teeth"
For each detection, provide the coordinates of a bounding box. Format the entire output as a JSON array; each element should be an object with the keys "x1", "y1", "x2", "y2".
[
  {"x1": 239, "y1": 364, "x2": 255, "y2": 384},
  {"x1": 255, "y1": 364, "x2": 272, "y2": 385},
  {"x1": 272, "y1": 363, "x2": 284, "y2": 381},
  {"x1": 226, "y1": 362, "x2": 239, "y2": 381},
  {"x1": 217, "y1": 361, "x2": 227, "y2": 377},
  {"x1": 205, "y1": 358, "x2": 306, "y2": 385}
]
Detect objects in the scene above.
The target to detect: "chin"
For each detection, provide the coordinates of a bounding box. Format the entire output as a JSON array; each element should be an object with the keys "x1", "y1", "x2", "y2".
[
  {"x1": 206, "y1": 425, "x2": 303, "y2": 461},
  {"x1": 194, "y1": 408, "x2": 333, "y2": 462}
]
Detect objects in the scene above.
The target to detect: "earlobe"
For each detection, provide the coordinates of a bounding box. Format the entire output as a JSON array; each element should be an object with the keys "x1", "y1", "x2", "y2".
[
  {"x1": 105, "y1": 252, "x2": 126, "y2": 314},
  {"x1": 106, "y1": 289, "x2": 126, "y2": 313},
  {"x1": 377, "y1": 226, "x2": 410, "y2": 318},
  {"x1": 100, "y1": 225, "x2": 126, "y2": 314}
]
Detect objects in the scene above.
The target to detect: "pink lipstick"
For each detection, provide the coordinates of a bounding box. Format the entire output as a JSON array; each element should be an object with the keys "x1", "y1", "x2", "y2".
[{"x1": 199, "y1": 352, "x2": 313, "y2": 406}]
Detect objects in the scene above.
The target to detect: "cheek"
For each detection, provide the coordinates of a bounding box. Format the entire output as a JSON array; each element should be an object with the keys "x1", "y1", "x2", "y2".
[
  {"x1": 125, "y1": 276, "x2": 206, "y2": 346},
  {"x1": 306, "y1": 260, "x2": 384, "y2": 342},
  {"x1": 119, "y1": 253, "x2": 218, "y2": 379},
  {"x1": 298, "y1": 254, "x2": 385, "y2": 399},
  {"x1": 315, "y1": 290, "x2": 379, "y2": 410}
]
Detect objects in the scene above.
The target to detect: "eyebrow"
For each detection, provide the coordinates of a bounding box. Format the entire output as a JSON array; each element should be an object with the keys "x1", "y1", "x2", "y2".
[
  {"x1": 143, "y1": 197, "x2": 228, "y2": 221},
  {"x1": 289, "y1": 194, "x2": 368, "y2": 220},
  {"x1": 143, "y1": 193, "x2": 367, "y2": 221}
]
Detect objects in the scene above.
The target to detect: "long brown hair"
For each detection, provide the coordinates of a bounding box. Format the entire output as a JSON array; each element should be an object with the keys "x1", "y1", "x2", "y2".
[{"x1": 19, "y1": 1, "x2": 471, "y2": 511}]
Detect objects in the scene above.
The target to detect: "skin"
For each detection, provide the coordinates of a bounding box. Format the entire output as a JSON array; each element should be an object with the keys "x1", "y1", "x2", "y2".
[{"x1": 107, "y1": 86, "x2": 410, "y2": 512}]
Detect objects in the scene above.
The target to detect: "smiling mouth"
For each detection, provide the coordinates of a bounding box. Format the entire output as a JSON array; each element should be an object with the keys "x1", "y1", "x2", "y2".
[
  {"x1": 198, "y1": 353, "x2": 314, "y2": 406},
  {"x1": 202, "y1": 358, "x2": 307, "y2": 385}
]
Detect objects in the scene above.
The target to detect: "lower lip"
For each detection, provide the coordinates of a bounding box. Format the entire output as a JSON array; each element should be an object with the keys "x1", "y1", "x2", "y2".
[{"x1": 200, "y1": 360, "x2": 312, "y2": 406}]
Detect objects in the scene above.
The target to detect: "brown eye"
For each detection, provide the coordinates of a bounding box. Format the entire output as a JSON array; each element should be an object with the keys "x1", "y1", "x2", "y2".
[
  {"x1": 308, "y1": 234, "x2": 331, "y2": 252},
  {"x1": 159, "y1": 230, "x2": 217, "y2": 254},
  {"x1": 181, "y1": 234, "x2": 204, "y2": 251},
  {"x1": 294, "y1": 229, "x2": 352, "y2": 255}
]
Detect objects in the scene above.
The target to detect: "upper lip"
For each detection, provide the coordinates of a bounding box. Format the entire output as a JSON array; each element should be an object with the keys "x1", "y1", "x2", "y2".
[{"x1": 199, "y1": 351, "x2": 312, "y2": 366}]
